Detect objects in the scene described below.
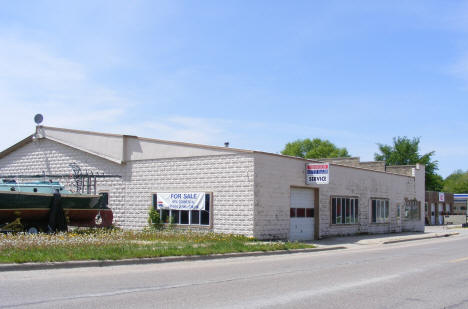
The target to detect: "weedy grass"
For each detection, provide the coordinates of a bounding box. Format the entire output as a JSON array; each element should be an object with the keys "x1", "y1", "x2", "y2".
[{"x1": 0, "y1": 229, "x2": 314, "y2": 263}]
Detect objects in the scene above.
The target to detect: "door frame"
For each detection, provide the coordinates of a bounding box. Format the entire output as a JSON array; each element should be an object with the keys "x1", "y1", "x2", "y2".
[{"x1": 290, "y1": 186, "x2": 320, "y2": 240}]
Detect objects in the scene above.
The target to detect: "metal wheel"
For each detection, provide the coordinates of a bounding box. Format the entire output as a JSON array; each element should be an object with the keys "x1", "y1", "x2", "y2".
[
  {"x1": 95, "y1": 213, "x2": 102, "y2": 226},
  {"x1": 26, "y1": 226, "x2": 39, "y2": 234}
]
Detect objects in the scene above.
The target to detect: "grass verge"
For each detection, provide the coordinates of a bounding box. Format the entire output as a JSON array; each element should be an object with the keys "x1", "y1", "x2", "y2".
[{"x1": 0, "y1": 229, "x2": 314, "y2": 263}]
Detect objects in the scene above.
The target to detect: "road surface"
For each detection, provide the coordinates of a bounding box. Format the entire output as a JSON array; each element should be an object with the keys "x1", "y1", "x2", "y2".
[{"x1": 1, "y1": 232, "x2": 468, "y2": 308}]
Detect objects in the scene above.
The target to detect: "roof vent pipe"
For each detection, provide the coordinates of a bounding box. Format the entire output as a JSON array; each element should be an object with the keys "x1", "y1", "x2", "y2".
[{"x1": 224, "y1": 142, "x2": 229, "y2": 147}]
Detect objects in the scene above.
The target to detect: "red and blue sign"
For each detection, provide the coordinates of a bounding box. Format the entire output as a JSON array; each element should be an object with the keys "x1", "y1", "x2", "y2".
[{"x1": 306, "y1": 163, "x2": 329, "y2": 184}]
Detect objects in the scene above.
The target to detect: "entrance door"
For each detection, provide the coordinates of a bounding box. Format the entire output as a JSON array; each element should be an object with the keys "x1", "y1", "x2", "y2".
[
  {"x1": 289, "y1": 188, "x2": 314, "y2": 241},
  {"x1": 431, "y1": 203, "x2": 435, "y2": 225},
  {"x1": 438, "y1": 203, "x2": 443, "y2": 225}
]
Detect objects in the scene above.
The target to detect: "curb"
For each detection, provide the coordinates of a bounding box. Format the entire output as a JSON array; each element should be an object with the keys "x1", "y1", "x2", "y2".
[
  {"x1": 383, "y1": 232, "x2": 458, "y2": 244},
  {"x1": 0, "y1": 246, "x2": 346, "y2": 272}
]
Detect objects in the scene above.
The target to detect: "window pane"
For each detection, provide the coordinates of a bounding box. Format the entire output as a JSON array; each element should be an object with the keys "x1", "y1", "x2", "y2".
[
  {"x1": 191, "y1": 210, "x2": 200, "y2": 225},
  {"x1": 161, "y1": 210, "x2": 169, "y2": 223},
  {"x1": 345, "y1": 199, "x2": 351, "y2": 224},
  {"x1": 372, "y1": 200, "x2": 377, "y2": 223},
  {"x1": 350, "y1": 199, "x2": 355, "y2": 224},
  {"x1": 337, "y1": 198, "x2": 342, "y2": 224},
  {"x1": 385, "y1": 201, "x2": 389, "y2": 219},
  {"x1": 171, "y1": 210, "x2": 180, "y2": 224},
  {"x1": 297, "y1": 208, "x2": 305, "y2": 217},
  {"x1": 290, "y1": 208, "x2": 296, "y2": 218},
  {"x1": 306, "y1": 208, "x2": 314, "y2": 218},
  {"x1": 180, "y1": 210, "x2": 189, "y2": 224},
  {"x1": 377, "y1": 202, "x2": 381, "y2": 222},
  {"x1": 205, "y1": 194, "x2": 210, "y2": 212},
  {"x1": 201, "y1": 210, "x2": 209, "y2": 225},
  {"x1": 152, "y1": 194, "x2": 157, "y2": 208},
  {"x1": 355, "y1": 199, "x2": 359, "y2": 221},
  {"x1": 332, "y1": 198, "x2": 337, "y2": 224},
  {"x1": 341, "y1": 198, "x2": 346, "y2": 224}
]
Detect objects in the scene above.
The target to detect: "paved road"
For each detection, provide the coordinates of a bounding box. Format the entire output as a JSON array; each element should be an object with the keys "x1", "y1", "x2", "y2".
[{"x1": 1, "y1": 233, "x2": 468, "y2": 309}]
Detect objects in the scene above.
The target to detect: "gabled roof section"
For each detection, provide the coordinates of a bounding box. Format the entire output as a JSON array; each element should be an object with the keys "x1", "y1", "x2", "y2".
[
  {"x1": 14, "y1": 126, "x2": 248, "y2": 164},
  {"x1": 0, "y1": 135, "x2": 34, "y2": 159},
  {"x1": 0, "y1": 126, "x2": 422, "y2": 178}
]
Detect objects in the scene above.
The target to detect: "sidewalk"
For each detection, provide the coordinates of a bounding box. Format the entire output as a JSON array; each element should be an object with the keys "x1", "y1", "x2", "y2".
[
  {"x1": 0, "y1": 227, "x2": 461, "y2": 272},
  {"x1": 312, "y1": 227, "x2": 459, "y2": 249}
]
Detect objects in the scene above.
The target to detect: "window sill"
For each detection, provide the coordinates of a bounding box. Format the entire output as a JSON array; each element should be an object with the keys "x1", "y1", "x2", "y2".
[{"x1": 330, "y1": 224, "x2": 359, "y2": 227}]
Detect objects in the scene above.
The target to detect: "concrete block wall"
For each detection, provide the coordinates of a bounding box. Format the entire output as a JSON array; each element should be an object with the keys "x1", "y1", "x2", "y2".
[
  {"x1": 358, "y1": 161, "x2": 386, "y2": 172},
  {"x1": 318, "y1": 158, "x2": 386, "y2": 172},
  {"x1": 125, "y1": 154, "x2": 255, "y2": 235},
  {"x1": 0, "y1": 139, "x2": 126, "y2": 226},
  {"x1": 318, "y1": 157, "x2": 361, "y2": 168},
  {"x1": 0, "y1": 139, "x2": 255, "y2": 235},
  {"x1": 253, "y1": 153, "x2": 424, "y2": 239},
  {"x1": 386, "y1": 165, "x2": 416, "y2": 177}
]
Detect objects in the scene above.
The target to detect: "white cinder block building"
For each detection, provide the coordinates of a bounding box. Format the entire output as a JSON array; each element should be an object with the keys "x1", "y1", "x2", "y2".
[{"x1": 0, "y1": 126, "x2": 425, "y2": 240}]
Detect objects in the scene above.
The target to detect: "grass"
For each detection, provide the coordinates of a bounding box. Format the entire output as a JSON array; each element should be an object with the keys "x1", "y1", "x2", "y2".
[{"x1": 0, "y1": 229, "x2": 314, "y2": 263}]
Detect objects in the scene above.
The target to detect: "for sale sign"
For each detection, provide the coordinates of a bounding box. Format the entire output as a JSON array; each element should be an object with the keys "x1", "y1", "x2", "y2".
[
  {"x1": 306, "y1": 163, "x2": 329, "y2": 184},
  {"x1": 157, "y1": 193, "x2": 206, "y2": 210}
]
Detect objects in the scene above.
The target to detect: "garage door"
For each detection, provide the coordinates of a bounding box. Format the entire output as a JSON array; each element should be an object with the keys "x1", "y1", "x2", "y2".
[{"x1": 289, "y1": 188, "x2": 314, "y2": 241}]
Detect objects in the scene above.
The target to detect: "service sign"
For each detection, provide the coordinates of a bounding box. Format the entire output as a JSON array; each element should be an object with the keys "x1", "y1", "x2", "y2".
[
  {"x1": 157, "y1": 193, "x2": 206, "y2": 210},
  {"x1": 306, "y1": 163, "x2": 329, "y2": 184},
  {"x1": 439, "y1": 192, "x2": 445, "y2": 202}
]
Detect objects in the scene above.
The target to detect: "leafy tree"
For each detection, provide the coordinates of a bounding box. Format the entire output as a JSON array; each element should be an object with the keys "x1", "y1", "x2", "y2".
[
  {"x1": 374, "y1": 136, "x2": 442, "y2": 191},
  {"x1": 281, "y1": 138, "x2": 350, "y2": 159},
  {"x1": 443, "y1": 170, "x2": 468, "y2": 193}
]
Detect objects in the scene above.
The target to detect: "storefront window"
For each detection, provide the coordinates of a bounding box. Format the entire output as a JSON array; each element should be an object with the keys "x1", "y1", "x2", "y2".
[
  {"x1": 371, "y1": 199, "x2": 389, "y2": 223},
  {"x1": 153, "y1": 193, "x2": 211, "y2": 226},
  {"x1": 331, "y1": 197, "x2": 358, "y2": 224}
]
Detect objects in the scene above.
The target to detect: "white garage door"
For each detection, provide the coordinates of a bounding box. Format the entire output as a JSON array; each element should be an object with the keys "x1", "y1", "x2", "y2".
[{"x1": 289, "y1": 188, "x2": 315, "y2": 241}]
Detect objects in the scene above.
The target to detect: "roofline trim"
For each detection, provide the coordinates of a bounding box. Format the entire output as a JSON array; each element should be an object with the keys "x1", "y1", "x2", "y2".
[
  {"x1": 44, "y1": 136, "x2": 124, "y2": 165},
  {"x1": 252, "y1": 151, "x2": 416, "y2": 178},
  {"x1": 42, "y1": 126, "x2": 252, "y2": 155},
  {"x1": 1, "y1": 126, "x2": 420, "y2": 178},
  {"x1": 0, "y1": 135, "x2": 33, "y2": 159}
]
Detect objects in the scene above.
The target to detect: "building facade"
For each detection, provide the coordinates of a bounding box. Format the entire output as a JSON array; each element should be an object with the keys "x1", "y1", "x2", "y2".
[
  {"x1": 453, "y1": 194, "x2": 468, "y2": 216},
  {"x1": 425, "y1": 191, "x2": 453, "y2": 225},
  {"x1": 0, "y1": 126, "x2": 425, "y2": 240}
]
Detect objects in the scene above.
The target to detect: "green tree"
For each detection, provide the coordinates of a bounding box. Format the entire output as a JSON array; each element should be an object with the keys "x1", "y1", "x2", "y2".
[
  {"x1": 281, "y1": 138, "x2": 350, "y2": 159},
  {"x1": 443, "y1": 170, "x2": 468, "y2": 193},
  {"x1": 374, "y1": 136, "x2": 443, "y2": 191}
]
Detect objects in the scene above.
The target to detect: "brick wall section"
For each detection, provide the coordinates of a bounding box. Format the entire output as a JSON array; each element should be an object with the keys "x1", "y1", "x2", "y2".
[
  {"x1": 125, "y1": 155, "x2": 255, "y2": 234},
  {"x1": 318, "y1": 158, "x2": 386, "y2": 172},
  {"x1": 0, "y1": 139, "x2": 126, "y2": 225},
  {"x1": 253, "y1": 153, "x2": 424, "y2": 239},
  {"x1": 0, "y1": 139, "x2": 255, "y2": 235},
  {"x1": 0, "y1": 138, "x2": 423, "y2": 239},
  {"x1": 317, "y1": 157, "x2": 361, "y2": 168},
  {"x1": 358, "y1": 161, "x2": 386, "y2": 172},
  {"x1": 386, "y1": 165, "x2": 416, "y2": 177}
]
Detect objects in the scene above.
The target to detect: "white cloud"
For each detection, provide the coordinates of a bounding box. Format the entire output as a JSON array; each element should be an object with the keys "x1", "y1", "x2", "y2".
[
  {"x1": 0, "y1": 34, "x2": 132, "y2": 150},
  {"x1": 120, "y1": 116, "x2": 231, "y2": 147}
]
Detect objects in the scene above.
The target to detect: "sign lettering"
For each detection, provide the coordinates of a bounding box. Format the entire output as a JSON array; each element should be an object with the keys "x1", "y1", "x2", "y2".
[
  {"x1": 306, "y1": 163, "x2": 329, "y2": 184},
  {"x1": 157, "y1": 192, "x2": 206, "y2": 210}
]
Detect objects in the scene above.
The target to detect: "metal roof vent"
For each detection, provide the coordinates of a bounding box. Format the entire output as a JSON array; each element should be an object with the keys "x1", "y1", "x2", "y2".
[{"x1": 224, "y1": 142, "x2": 229, "y2": 147}]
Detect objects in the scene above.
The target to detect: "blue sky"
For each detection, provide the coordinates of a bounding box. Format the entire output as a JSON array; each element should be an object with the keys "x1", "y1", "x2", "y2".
[{"x1": 0, "y1": 1, "x2": 467, "y2": 177}]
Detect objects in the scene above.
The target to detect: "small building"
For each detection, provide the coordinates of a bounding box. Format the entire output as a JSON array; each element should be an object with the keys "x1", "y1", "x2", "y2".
[
  {"x1": 453, "y1": 194, "x2": 468, "y2": 216},
  {"x1": 425, "y1": 192, "x2": 453, "y2": 225},
  {"x1": 0, "y1": 126, "x2": 425, "y2": 240}
]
